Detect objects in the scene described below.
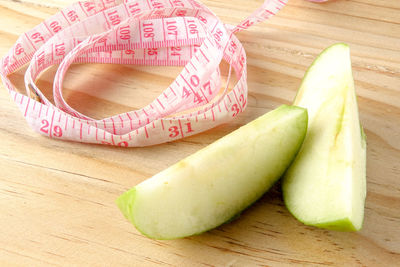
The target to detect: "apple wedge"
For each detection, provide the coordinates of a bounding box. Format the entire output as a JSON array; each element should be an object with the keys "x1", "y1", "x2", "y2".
[
  {"x1": 117, "y1": 105, "x2": 307, "y2": 239},
  {"x1": 282, "y1": 44, "x2": 367, "y2": 231}
]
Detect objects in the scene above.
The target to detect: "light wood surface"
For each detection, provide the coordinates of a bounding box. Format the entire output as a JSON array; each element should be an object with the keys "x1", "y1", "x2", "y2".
[{"x1": 1, "y1": 0, "x2": 399, "y2": 266}]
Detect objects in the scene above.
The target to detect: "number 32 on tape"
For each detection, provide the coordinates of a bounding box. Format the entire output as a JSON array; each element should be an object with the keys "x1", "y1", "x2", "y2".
[{"x1": 0, "y1": 0, "x2": 321, "y2": 147}]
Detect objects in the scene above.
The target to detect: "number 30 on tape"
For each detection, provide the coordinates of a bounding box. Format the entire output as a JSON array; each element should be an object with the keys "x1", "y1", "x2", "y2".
[{"x1": 0, "y1": 0, "x2": 324, "y2": 147}]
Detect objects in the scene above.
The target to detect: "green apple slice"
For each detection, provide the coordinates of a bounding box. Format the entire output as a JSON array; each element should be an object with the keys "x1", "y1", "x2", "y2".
[
  {"x1": 117, "y1": 105, "x2": 308, "y2": 239},
  {"x1": 282, "y1": 43, "x2": 367, "y2": 231}
]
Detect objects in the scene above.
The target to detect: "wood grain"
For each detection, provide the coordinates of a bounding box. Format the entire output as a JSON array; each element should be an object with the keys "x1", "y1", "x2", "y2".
[{"x1": 1, "y1": 0, "x2": 399, "y2": 266}]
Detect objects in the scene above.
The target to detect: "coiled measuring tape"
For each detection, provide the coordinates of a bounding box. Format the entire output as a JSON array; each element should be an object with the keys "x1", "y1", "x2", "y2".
[{"x1": 0, "y1": 0, "x2": 325, "y2": 147}]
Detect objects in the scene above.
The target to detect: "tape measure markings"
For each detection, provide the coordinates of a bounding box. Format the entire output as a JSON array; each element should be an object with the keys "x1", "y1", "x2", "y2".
[{"x1": 1, "y1": 0, "x2": 290, "y2": 146}]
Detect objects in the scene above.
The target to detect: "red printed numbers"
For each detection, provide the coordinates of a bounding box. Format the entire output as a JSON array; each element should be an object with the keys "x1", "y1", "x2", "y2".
[
  {"x1": 171, "y1": 0, "x2": 184, "y2": 7},
  {"x1": 171, "y1": 46, "x2": 181, "y2": 56},
  {"x1": 213, "y1": 29, "x2": 223, "y2": 42},
  {"x1": 15, "y1": 44, "x2": 24, "y2": 56},
  {"x1": 186, "y1": 19, "x2": 198, "y2": 34},
  {"x1": 147, "y1": 48, "x2": 158, "y2": 56},
  {"x1": 166, "y1": 20, "x2": 177, "y2": 36},
  {"x1": 119, "y1": 25, "x2": 130, "y2": 40},
  {"x1": 31, "y1": 32, "x2": 44, "y2": 44},
  {"x1": 143, "y1": 22, "x2": 154, "y2": 38},
  {"x1": 55, "y1": 43, "x2": 65, "y2": 56},
  {"x1": 231, "y1": 104, "x2": 239, "y2": 117},
  {"x1": 101, "y1": 140, "x2": 128, "y2": 147},
  {"x1": 149, "y1": 0, "x2": 164, "y2": 9},
  {"x1": 106, "y1": 10, "x2": 121, "y2": 25},
  {"x1": 83, "y1": 1, "x2": 96, "y2": 13},
  {"x1": 67, "y1": 10, "x2": 79, "y2": 22},
  {"x1": 127, "y1": 2, "x2": 141, "y2": 16},
  {"x1": 40, "y1": 119, "x2": 63, "y2": 137},
  {"x1": 231, "y1": 94, "x2": 246, "y2": 117},
  {"x1": 168, "y1": 122, "x2": 194, "y2": 138},
  {"x1": 49, "y1": 21, "x2": 62, "y2": 33}
]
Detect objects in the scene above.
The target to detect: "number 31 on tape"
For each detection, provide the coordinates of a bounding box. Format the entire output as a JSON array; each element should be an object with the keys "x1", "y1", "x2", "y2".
[{"x1": 0, "y1": 0, "x2": 325, "y2": 147}]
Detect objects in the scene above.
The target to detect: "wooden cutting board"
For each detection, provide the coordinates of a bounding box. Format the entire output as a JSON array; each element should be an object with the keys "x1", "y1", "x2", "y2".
[{"x1": 1, "y1": 0, "x2": 399, "y2": 265}]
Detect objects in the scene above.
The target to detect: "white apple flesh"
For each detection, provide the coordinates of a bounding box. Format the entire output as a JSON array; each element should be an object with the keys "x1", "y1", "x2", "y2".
[
  {"x1": 282, "y1": 43, "x2": 367, "y2": 231},
  {"x1": 117, "y1": 105, "x2": 308, "y2": 239}
]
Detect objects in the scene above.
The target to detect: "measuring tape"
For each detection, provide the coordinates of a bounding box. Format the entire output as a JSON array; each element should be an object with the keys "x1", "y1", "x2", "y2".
[{"x1": 0, "y1": 0, "x2": 324, "y2": 147}]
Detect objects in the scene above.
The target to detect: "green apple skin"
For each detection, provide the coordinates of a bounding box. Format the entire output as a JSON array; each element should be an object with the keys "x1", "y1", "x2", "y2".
[
  {"x1": 117, "y1": 105, "x2": 308, "y2": 239},
  {"x1": 282, "y1": 43, "x2": 367, "y2": 231}
]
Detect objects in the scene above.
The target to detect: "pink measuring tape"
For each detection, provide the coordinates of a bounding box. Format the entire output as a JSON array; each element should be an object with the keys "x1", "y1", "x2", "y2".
[{"x1": 0, "y1": 0, "x2": 325, "y2": 147}]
